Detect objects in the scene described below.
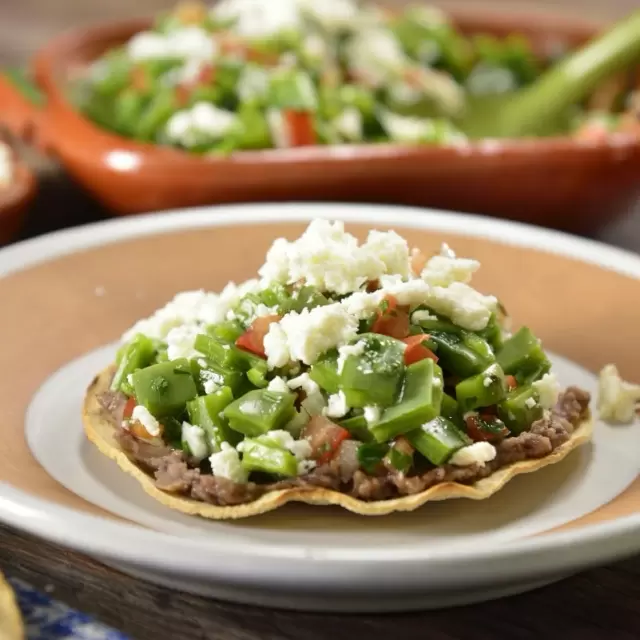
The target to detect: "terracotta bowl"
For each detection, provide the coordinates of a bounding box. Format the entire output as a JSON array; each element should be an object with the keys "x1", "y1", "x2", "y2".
[
  {"x1": 1, "y1": 8, "x2": 639, "y2": 233},
  {"x1": 0, "y1": 150, "x2": 37, "y2": 245}
]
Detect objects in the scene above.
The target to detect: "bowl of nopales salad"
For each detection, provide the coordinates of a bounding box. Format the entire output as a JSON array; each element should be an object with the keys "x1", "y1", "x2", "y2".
[
  {"x1": 2, "y1": 1, "x2": 639, "y2": 230},
  {"x1": 83, "y1": 219, "x2": 598, "y2": 518}
]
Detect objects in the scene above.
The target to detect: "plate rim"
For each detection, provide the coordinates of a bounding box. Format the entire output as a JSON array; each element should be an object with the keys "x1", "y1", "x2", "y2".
[{"x1": 1, "y1": 202, "x2": 638, "y2": 584}]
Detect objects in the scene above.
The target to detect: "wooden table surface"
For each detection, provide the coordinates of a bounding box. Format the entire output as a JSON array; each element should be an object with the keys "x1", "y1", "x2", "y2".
[{"x1": 1, "y1": 0, "x2": 639, "y2": 638}]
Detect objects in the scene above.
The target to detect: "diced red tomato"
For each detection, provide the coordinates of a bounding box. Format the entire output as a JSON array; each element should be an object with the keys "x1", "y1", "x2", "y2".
[
  {"x1": 283, "y1": 110, "x2": 316, "y2": 147},
  {"x1": 197, "y1": 64, "x2": 215, "y2": 85},
  {"x1": 505, "y1": 375, "x2": 518, "y2": 391},
  {"x1": 465, "y1": 414, "x2": 509, "y2": 443},
  {"x1": 371, "y1": 295, "x2": 410, "y2": 339},
  {"x1": 402, "y1": 334, "x2": 438, "y2": 365},
  {"x1": 302, "y1": 416, "x2": 350, "y2": 465},
  {"x1": 123, "y1": 396, "x2": 136, "y2": 420},
  {"x1": 235, "y1": 314, "x2": 281, "y2": 358}
]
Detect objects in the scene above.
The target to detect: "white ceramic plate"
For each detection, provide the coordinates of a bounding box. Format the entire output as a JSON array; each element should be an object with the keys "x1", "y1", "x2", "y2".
[{"x1": 0, "y1": 203, "x2": 637, "y2": 612}]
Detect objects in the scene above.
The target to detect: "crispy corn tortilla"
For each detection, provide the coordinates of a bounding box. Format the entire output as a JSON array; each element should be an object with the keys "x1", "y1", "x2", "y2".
[
  {"x1": 0, "y1": 572, "x2": 24, "y2": 640},
  {"x1": 83, "y1": 366, "x2": 593, "y2": 519}
]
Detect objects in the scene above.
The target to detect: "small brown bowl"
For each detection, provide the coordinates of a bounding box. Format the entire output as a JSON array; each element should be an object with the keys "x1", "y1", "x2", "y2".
[
  {"x1": 0, "y1": 146, "x2": 37, "y2": 245},
  {"x1": 2, "y1": 7, "x2": 639, "y2": 233}
]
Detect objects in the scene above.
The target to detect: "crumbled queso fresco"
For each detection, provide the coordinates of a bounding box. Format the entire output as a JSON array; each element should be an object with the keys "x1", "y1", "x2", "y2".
[
  {"x1": 597, "y1": 364, "x2": 640, "y2": 424},
  {"x1": 123, "y1": 219, "x2": 498, "y2": 369}
]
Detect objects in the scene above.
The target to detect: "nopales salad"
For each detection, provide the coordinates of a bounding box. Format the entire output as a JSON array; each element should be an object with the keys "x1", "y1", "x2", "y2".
[
  {"x1": 76, "y1": 0, "x2": 640, "y2": 154},
  {"x1": 90, "y1": 220, "x2": 591, "y2": 510}
]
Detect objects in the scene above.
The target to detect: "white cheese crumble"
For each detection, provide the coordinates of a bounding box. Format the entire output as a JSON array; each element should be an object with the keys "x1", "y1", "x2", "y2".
[
  {"x1": 421, "y1": 254, "x2": 480, "y2": 287},
  {"x1": 287, "y1": 372, "x2": 320, "y2": 396},
  {"x1": 166, "y1": 325, "x2": 202, "y2": 361},
  {"x1": 264, "y1": 304, "x2": 359, "y2": 368},
  {"x1": 258, "y1": 429, "x2": 313, "y2": 460},
  {"x1": 258, "y1": 219, "x2": 410, "y2": 295},
  {"x1": 533, "y1": 373, "x2": 561, "y2": 410},
  {"x1": 210, "y1": 442, "x2": 248, "y2": 484},
  {"x1": 299, "y1": 0, "x2": 358, "y2": 29},
  {"x1": 237, "y1": 65, "x2": 270, "y2": 102},
  {"x1": 127, "y1": 27, "x2": 216, "y2": 61},
  {"x1": 337, "y1": 340, "x2": 367, "y2": 374},
  {"x1": 378, "y1": 276, "x2": 431, "y2": 308},
  {"x1": 388, "y1": 79, "x2": 423, "y2": 106},
  {"x1": 267, "y1": 376, "x2": 290, "y2": 393},
  {"x1": 334, "y1": 107, "x2": 363, "y2": 142},
  {"x1": 440, "y1": 242, "x2": 456, "y2": 258},
  {"x1": 266, "y1": 108, "x2": 290, "y2": 149},
  {"x1": 262, "y1": 323, "x2": 291, "y2": 369},
  {"x1": 346, "y1": 27, "x2": 407, "y2": 88},
  {"x1": 411, "y1": 309, "x2": 437, "y2": 324},
  {"x1": 165, "y1": 102, "x2": 238, "y2": 148},
  {"x1": 466, "y1": 64, "x2": 516, "y2": 96},
  {"x1": 379, "y1": 110, "x2": 435, "y2": 143},
  {"x1": 131, "y1": 405, "x2": 161, "y2": 437},
  {"x1": 242, "y1": 303, "x2": 279, "y2": 324},
  {"x1": 302, "y1": 33, "x2": 327, "y2": 60},
  {"x1": 162, "y1": 58, "x2": 209, "y2": 88},
  {"x1": 449, "y1": 442, "x2": 497, "y2": 467},
  {"x1": 524, "y1": 397, "x2": 538, "y2": 409},
  {"x1": 324, "y1": 391, "x2": 350, "y2": 419},
  {"x1": 201, "y1": 369, "x2": 221, "y2": 395},
  {"x1": 426, "y1": 282, "x2": 497, "y2": 331},
  {"x1": 211, "y1": 0, "x2": 302, "y2": 38},
  {"x1": 181, "y1": 422, "x2": 209, "y2": 461},
  {"x1": 339, "y1": 290, "x2": 385, "y2": 319},
  {"x1": 122, "y1": 280, "x2": 260, "y2": 342},
  {"x1": 298, "y1": 459, "x2": 317, "y2": 475},
  {"x1": 597, "y1": 364, "x2": 640, "y2": 424},
  {"x1": 287, "y1": 373, "x2": 327, "y2": 415},
  {"x1": 364, "y1": 405, "x2": 381, "y2": 425},
  {"x1": 483, "y1": 376, "x2": 493, "y2": 388},
  {"x1": 365, "y1": 230, "x2": 411, "y2": 278}
]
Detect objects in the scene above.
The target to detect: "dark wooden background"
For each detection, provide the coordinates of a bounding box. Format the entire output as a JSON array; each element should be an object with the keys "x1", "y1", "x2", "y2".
[
  {"x1": 0, "y1": 1, "x2": 639, "y2": 638},
  {"x1": 1, "y1": 524, "x2": 639, "y2": 640}
]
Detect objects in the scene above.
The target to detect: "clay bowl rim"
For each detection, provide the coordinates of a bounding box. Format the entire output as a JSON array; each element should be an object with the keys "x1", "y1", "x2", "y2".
[{"x1": 32, "y1": 7, "x2": 640, "y2": 170}]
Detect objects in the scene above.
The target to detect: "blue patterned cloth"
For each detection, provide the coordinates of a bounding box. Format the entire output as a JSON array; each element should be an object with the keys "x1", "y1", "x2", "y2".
[{"x1": 8, "y1": 578, "x2": 128, "y2": 640}]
